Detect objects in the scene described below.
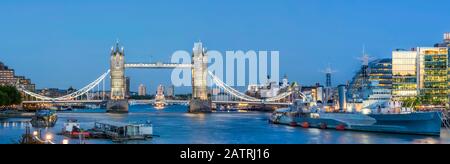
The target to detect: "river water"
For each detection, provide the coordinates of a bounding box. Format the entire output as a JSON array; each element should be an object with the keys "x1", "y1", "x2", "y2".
[{"x1": 1, "y1": 105, "x2": 449, "y2": 144}]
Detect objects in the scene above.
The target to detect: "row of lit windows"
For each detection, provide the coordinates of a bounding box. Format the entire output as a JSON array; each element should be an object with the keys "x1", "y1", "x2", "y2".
[
  {"x1": 393, "y1": 84, "x2": 417, "y2": 90},
  {"x1": 393, "y1": 72, "x2": 416, "y2": 76},
  {"x1": 392, "y1": 60, "x2": 416, "y2": 65},
  {"x1": 421, "y1": 49, "x2": 448, "y2": 55},
  {"x1": 393, "y1": 65, "x2": 416, "y2": 71},
  {"x1": 369, "y1": 98, "x2": 391, "y2": 100},
  {"x1": 424, "y1": 77, "x2": 448, "y2": 81},
  {"x1": 393, "y1": 78, "x2": 417, "y2": 83}
]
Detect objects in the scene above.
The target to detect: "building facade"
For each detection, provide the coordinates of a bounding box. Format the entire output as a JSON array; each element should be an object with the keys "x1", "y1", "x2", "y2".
[
  {"x1": 125, "y1": 77, "x2": 130, "y2": 99},
  {"x1": 347, "y1": 58, "x2": 393, "y2": 103},
  {"x1": 417, "y1": 47, "x2": 448, "y2": 105},
  {"x1": 167, "y1": 85, "x2": 175, "y2": 98},
  {"x1": 0, "y1": 62, "x2": 36, "y2": 100},
  {"x1": 191, "y1": 42, "x2": 208, "y2": 101},
  {"x1": 138, "y1": 84, "x2": 147, "y2": 96},
  {"x1": 392, "y1": 50, "x2": 418, "y2": 101}
]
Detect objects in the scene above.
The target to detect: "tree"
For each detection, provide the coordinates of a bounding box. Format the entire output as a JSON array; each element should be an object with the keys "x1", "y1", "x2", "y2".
[
  {"x1": 0, "y1": 91, "x2": 9, "y2": 106},
  {"x1": 0, "y1": 86, "x2": 22, "y2": 106}
]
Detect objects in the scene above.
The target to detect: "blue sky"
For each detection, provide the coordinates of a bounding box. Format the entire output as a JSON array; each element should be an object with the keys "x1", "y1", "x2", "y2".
[{"x1": 1, "y1": 0, "x2": 449, "y2": 93}]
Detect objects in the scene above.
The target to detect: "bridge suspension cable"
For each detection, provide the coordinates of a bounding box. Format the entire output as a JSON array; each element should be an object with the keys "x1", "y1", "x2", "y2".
[
  {"x1": 208, "y1": 71, "x2": 261, "y2": 102},
  {"x1": 18, "y1": 70, "x2": 110, "y2": 101},
  {"x1": 208, "y1": 71, "x2": 296, "y2": 103}
]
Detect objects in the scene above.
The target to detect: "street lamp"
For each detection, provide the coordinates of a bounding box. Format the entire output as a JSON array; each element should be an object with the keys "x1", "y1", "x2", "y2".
[
  {"x1": 45, "y1": 134, "x2": 53, "y2": 141},
  {"x1": 32, "y1": 131, "x2": 38, "y2": 136},
  {"x1": 62, "y1": 138, "x2": 69, "y2": 145}
]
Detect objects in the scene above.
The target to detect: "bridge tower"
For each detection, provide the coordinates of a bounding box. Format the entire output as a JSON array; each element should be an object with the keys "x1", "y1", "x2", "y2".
[
  {"x1": 189, "y1": 42, "x2": 212, "y2": 113},
  {"x1": 107, "y1": 41, "x2": 129, "y2": 113}
]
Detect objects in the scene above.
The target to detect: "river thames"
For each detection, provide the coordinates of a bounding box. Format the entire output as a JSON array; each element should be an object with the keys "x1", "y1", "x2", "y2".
[{"x1": 1, "y1": 105, "x2": 449, "y2": 144}]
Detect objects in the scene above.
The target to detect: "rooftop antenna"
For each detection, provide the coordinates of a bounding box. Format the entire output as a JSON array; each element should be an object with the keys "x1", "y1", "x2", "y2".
[
  {"x1": 356, "y1": 44, "x2": 373, "y2": 88},
  {"x1": 357, "y1": 44, "x2": 374, "y2": 66}
]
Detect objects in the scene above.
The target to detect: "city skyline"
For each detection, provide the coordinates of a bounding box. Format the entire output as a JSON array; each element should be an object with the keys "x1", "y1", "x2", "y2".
[{"x1": 1, "y1": 0, "x2": 450, "y2": 93}]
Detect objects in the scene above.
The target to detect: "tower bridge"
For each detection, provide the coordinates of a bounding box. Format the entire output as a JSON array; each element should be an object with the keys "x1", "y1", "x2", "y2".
[{"x1": 17, "y1": 41, "x2": 297, "y2": 113}]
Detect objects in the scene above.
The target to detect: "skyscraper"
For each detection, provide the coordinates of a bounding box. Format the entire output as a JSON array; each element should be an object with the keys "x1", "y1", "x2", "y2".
[
  {"x1": 167, "y1": 85, "x2": 175, "y2": 98},
  {"x1": 125, "y1": 77, "x2": 130, "y2": 98}
]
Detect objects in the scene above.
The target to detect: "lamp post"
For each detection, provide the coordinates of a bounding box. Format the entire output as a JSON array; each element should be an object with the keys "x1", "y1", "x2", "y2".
[
  {"x1": 62, "y1": 138, "x2": 69, "y2": 144},
  {"x1": 45, "y1": 133, "x2": 53, "y2": 144}
]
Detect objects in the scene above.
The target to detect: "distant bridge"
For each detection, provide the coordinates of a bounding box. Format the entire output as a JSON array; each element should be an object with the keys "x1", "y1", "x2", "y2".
[
  {"x1": 130, "y1": 99, "x2": 189, "y2": 105},
  {"x1": 124, "y1": 63, "x2": 192, "y2": 69}
]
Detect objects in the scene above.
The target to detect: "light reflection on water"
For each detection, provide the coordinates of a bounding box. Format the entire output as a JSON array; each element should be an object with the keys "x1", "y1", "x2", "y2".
[{"x1": 1, "y1": 105, "x2": 449, "y2": 144}]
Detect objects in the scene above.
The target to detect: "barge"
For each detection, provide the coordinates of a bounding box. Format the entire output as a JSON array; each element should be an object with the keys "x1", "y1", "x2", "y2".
[
  {"x1": 59, "y1": 119, "x2": 91, "y2": 139},
  {"x1": 90, "y1": 121, "x2": 153, "y2": 142}
]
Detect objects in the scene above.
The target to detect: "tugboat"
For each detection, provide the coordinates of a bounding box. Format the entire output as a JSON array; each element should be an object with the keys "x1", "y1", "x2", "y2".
[{"x1": 30, "y1": 110, "x2": 58, "y2": 128}]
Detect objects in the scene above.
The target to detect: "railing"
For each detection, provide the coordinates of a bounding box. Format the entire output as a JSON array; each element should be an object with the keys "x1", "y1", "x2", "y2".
[
  {"x1": 18, "y1": 70, "x2": 110, "y2": 101},
  {"x1": 125, "y1": 63, "x2": 192, "y2": 69}
]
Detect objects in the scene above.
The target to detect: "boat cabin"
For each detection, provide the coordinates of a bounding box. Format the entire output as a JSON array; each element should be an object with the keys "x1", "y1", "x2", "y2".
[{"x1": 93, "y1": 121, "x2": 153, "y2": 139}]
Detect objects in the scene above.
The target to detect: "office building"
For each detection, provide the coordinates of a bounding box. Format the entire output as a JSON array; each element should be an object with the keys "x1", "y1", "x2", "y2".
[
  {"x1": 417, "y1": 47, "x2": 448, "y2": 105},
  {"x1": 167, "y1": 85, "x2": 175, "y2": 98},
  {"x1": 0, "y1": 61, "x2": 36, "y2": 100},
  {"x1": 392, "y1": 50, "x2": 418, "y2": 101},
  {"x1": 125, "y1": 77, "x2": 130, "y2": 98},
  {"x1": 138, "y1": 84, "x2": 147, "y2": 96},
  {"x1": 347, "y1": 58, "x2": 393, "y2": 103}
]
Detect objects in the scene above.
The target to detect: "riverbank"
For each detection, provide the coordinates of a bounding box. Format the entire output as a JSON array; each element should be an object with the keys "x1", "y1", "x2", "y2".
[{"x1": 0, "y1": 111, "x2": 34, "y2": 118}]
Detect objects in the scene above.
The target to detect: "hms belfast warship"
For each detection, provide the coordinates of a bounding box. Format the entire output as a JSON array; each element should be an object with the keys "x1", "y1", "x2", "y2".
[{"x1": 270, "y1": 99, "x2": 443, "y2": 136}]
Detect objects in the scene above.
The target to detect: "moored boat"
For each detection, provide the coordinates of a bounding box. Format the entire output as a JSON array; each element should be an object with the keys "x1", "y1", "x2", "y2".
[
  {"x1": 59, "y1": 119, "x2": 91, "y2": 139},
  {"x1": 89, "y1": 121, "x2": 153, "y2": 142},
  {"x1": 30, "y1": 110, "x2": 58, "y2": 128},
  {"x1": 270, "y1": 100, "x2": 443, "y2": 136}
]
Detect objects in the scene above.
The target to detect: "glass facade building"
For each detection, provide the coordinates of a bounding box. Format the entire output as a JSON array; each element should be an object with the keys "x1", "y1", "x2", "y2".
[
  {"x1": 417, "y1": 47, "x2": 448, "y2": 105},
  {"x1": 368, "y1": 58, "x2": 392, "y2": 89},
  {"x1": 347, "y1": 58, "x2": 392, "y2": 103},
  {"x1": 392, "y1": 50, "x2": 418, "y2": 101},
  {"x1": 433, "y1": 33, "x2": 450, "y2": 108}
]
